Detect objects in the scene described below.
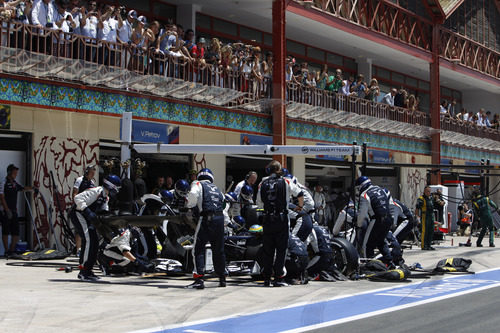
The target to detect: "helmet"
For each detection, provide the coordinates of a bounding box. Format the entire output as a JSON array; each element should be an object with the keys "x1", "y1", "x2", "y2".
[
  {"x1": 103, "y1": 174, "x2": 121, "y2": 194},
  {"x1": 175, "y1": 179, "x2": 190, "y2": 198},
  {"x1": 233, "y1": 215, "x2": 245, "y2": 227},
  {"x1": 197, "y1": 168, "x2": 214, "y2": 183},
  {"x1": 355, "y1": 176, "x2": 371, "y2": 192},
  {"x1": 281, "y1": 168, "x2": 289, "y2": 176},
  {"x1": 160, "y1": 190, "x2": 174, "y2": 204},
  {"x1": 225, "y1": 191, "x2": 237, "y2": 203},
  {"x1": 249, "y1": 224, "x2": 263, "y2": 234},
  {"x1": 240, "y1": 185, "x2": 253, "y2": 201},
  {"x1": 284, "y1": 173, "x2": 293, "y2": 179}
]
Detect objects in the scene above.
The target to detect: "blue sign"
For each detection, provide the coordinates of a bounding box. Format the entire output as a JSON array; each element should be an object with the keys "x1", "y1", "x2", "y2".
[
  {"x1": 155, "y1": 268, "x2": 500, "y2": 333},
  {"x1": 465, "y1": 161, "x2": 480, "y2": 174},
  {"x1": 121, "y1": 120, "x2": 179, "y2": 144},
  {"x1": 368, "y1": 149, "x2": 394, "y2": 163},
  {"x1": 240, "y1": 134, "x2": 272, "y2": 145}
]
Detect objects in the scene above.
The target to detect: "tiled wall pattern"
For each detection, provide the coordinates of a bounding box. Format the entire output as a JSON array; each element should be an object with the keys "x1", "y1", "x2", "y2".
[{"x1": 1, "y1": 76, "x2": 499, "y2": 164}]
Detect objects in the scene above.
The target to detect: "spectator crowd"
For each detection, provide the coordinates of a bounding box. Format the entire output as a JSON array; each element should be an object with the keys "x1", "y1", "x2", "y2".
[{"x1": 0, "y1": 0, "x2": 497, "y2": 130}]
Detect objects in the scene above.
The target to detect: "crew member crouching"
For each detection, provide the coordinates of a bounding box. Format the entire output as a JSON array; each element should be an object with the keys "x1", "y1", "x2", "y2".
[{"x1": 70, "y1": 174, "x2": 121, "y2": 281}]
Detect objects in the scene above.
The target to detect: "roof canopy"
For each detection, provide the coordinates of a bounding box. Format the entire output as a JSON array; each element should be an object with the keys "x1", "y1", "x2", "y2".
[{"x1": 424, "y1": 0, "x2": 464, "y2": 20}]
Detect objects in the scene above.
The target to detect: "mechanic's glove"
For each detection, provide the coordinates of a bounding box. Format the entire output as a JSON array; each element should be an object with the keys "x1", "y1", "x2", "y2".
[
  {"x1": 82, "y1": 207, "x2": 97, "y2": 224},
  {"x1": 6, "y1": 210, "x2": 13, "y2": 220}
]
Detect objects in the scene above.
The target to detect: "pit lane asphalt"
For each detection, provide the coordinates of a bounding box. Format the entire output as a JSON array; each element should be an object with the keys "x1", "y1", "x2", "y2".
[
  {"x1": 1, "y1": 236, "x2": 499, "y2": 333},
  {"x1": 317, "y1": 285, "x2": 500, "y2": 333}
]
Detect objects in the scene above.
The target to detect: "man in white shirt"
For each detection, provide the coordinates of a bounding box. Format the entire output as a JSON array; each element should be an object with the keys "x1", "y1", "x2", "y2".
[
  {"x1": 382, "y1": 88, "x2": 396, "y2": 107},
  {"x1": 79, "y1": 0, "x2": 98, "y2": 61},
  {"x1": 313, "y1": 185, "x2": 326, "y2": 225},
  {"x1": 98, "y1": 5, "x2": 122, "y2": 66},
  {"x1": 31, "y1": 0, "x2": 56, "y2": 53},
  {"x1": 117, "y1": 9, "x2": 136, "y2": 68},
  {"x1": 54, "y1": 0, "x2": 76, "y2": 57}
]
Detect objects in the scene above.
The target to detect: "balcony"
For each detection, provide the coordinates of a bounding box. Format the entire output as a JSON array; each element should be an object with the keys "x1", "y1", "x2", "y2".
[
  {"x1": 0, "y1": 22, "x2": 497, "y2": 150},
  {"x1": 302, "y1": 0, "x2": 500, "y2": 81}
]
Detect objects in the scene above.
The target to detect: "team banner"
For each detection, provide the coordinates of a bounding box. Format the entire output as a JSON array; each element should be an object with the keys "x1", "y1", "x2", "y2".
[{"x1": 134, "y1": 144, "x2": 361, "y2": 156}]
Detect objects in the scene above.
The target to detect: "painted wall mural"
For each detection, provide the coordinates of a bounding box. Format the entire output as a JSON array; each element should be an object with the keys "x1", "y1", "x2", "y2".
[
  {"x1": 32, "y1": 136, "x2": 98, "y2": 249},
  {"x1": 400, "y1": 167, "x2": 428, "y2": 211}
]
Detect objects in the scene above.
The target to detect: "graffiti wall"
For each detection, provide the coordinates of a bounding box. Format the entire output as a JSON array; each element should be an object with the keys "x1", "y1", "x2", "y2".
[
  {"x1": 400, "y1": 167, "x2": 427, "y2": 211},
  {"x1": 32, "y1": 135, "x2": 98, "y2": 249}
]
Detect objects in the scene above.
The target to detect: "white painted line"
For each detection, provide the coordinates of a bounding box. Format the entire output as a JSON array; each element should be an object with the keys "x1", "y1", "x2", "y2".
[
  {"x1": 280, "y1": 282, "x2": 500, "y2": 333},
  {"x1": 129, "y1": 267, "x2": 500, "y2": 333}
]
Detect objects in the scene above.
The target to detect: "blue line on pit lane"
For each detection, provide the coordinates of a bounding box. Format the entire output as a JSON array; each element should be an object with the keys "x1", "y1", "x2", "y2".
[{"x1": 156, "y1": 268, "x2": 500, "y2": 333}]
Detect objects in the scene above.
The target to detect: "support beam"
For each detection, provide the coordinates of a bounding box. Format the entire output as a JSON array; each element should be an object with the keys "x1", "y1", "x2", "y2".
[
  {"x1": 430, "y1": 24, "x2": 441, "y2": 185},
  {"x1": 272, "y1": 0, "x2": 287, "y2": 167}
]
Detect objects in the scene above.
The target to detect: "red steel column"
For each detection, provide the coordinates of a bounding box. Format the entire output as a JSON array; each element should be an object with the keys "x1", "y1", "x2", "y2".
[
  {"x1": 272, "y1": 0, "x2": 287, "y2": 167},
  {"x1": 430, "y1": 24, "x2": 441, "y2": 185}
]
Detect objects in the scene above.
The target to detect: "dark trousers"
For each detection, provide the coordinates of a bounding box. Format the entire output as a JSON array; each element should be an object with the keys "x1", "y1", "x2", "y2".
[
  {"x1": 386, "y1": 231, "x2": 403, "y2": 264},
  {"x1": 421, "y1": 213, "x2": 434, "y2": 249},
  {"x1": 193, "y1": 215, "x2": 226, "y2": 277},
  {"x1": 262, "y1": 216, "x2": 289, "y2": 279},
  {"x1": 70, "y1": 209, "x2": 98, "y2": 271},
  {"x1": 477, "y1": 217, "x2": 494, "y2": 245},
  {"x1": 296, "y1": 213, "x2": 313, "y2": 242},
  {"x1": 365, "y1": 216, "x2": 393, "y2": 264}
]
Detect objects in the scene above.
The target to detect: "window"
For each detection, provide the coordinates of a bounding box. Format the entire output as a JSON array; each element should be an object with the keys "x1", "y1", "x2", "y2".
[
  {"x1": 213, "y1": 19, "x2": 237, "y2": 36},
  {"x1": 308, "y1": 47, "x2": 325, "y2": 61},
  {"x1": 196, "y1": 13, "x2": 211, "y2": 29},
  {"x1": 240, "y1": 26, "x2": 262, "y2": 43},
  {"x1": 327, "y1": 53, "x2": 343, "y2": 66},
  {"x1": 392, "y1": 72, "x2": 405, "y2": 84},
  {"x1": 287, "y1": 40, "x2": 306, "y2": 55},
  {"x1": 153, "y1": 2, "x2": 176, "y2": 21},
  {"x1": 264, "y1": 33, "x2": 273, "y2": 46}
]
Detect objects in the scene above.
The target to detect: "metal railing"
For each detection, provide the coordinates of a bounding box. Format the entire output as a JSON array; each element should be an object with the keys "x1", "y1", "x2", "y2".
[
  {"x1": 441, "y1": 116, "x2": 500, "y2": 142},
  {"x1": 305, "y1": 0, "x2": 432, "y2": 51},
  {"x1": 439, "y1": 27, "x2": 500, "y2": 80},
  {"x1": 0, "y1": 21, "x2": 497, "y2": 142},
  {"x1": 285, "y1": 81, "x2": 430, "y2": 126}
]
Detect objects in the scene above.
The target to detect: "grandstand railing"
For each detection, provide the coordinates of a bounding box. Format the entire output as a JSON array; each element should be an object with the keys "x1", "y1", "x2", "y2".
[
  {"x1": 439, "y1": 27, "x2": 500, "y2": 80},
  {"x1": 0, "y1": 21, "x2": 498, "y2": 142},
  {"x1": 305, "y1": 0, "x2": 432, "y2": 51},
  {"x1": 441, "y1": 115, "x2": 500, "y2": 142},
  {"x1": 285, "y1": 81, "x2": 430, "y2": 127}
]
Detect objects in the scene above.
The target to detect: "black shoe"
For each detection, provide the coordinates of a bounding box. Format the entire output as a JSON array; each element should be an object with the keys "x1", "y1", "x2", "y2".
[
  {"x1": 78, "y1": 270, "x2": 99, "y2": 282},
  {"x1": 88, "y1": 270, "x2": 101, "y2": 280},
  {"x1": 185, "y1": 278, "x2": 204, "y2": 289},
  {"x1": 477, "y1": 243, "x2": 483, "y2": 247},
  {"x1": 490, "y1": 243, "x2": 495, "y2": 248},
  {"x1": 428, "y1": 247, "x2": 436, "y2": 251},
  {"x1": 263, "y1": 279, "x2": 271, "y2": 287},
  {"x1": 273, "y1": 278, "x2": 289, "y2": 287},
  {"x1": 422, "y1": 247, "x2": 429, "y2": 250},
  {"x1": 219, "y1": 276, "x2": 226, "y2": 288}
]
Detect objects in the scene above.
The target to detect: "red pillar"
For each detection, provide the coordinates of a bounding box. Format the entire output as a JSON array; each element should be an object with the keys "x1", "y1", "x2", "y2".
[
  {"x1": 272, "y1": 0, "x2": 287, "y2": 167},
  {"x1": 430, "y1": 24, "x2": 441, "y2": 185}
]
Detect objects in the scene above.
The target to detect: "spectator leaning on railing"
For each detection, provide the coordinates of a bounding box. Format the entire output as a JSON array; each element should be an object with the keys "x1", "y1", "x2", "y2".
[{"x1": 382, "y1": 88, "x2": 397, "y2": 106}]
